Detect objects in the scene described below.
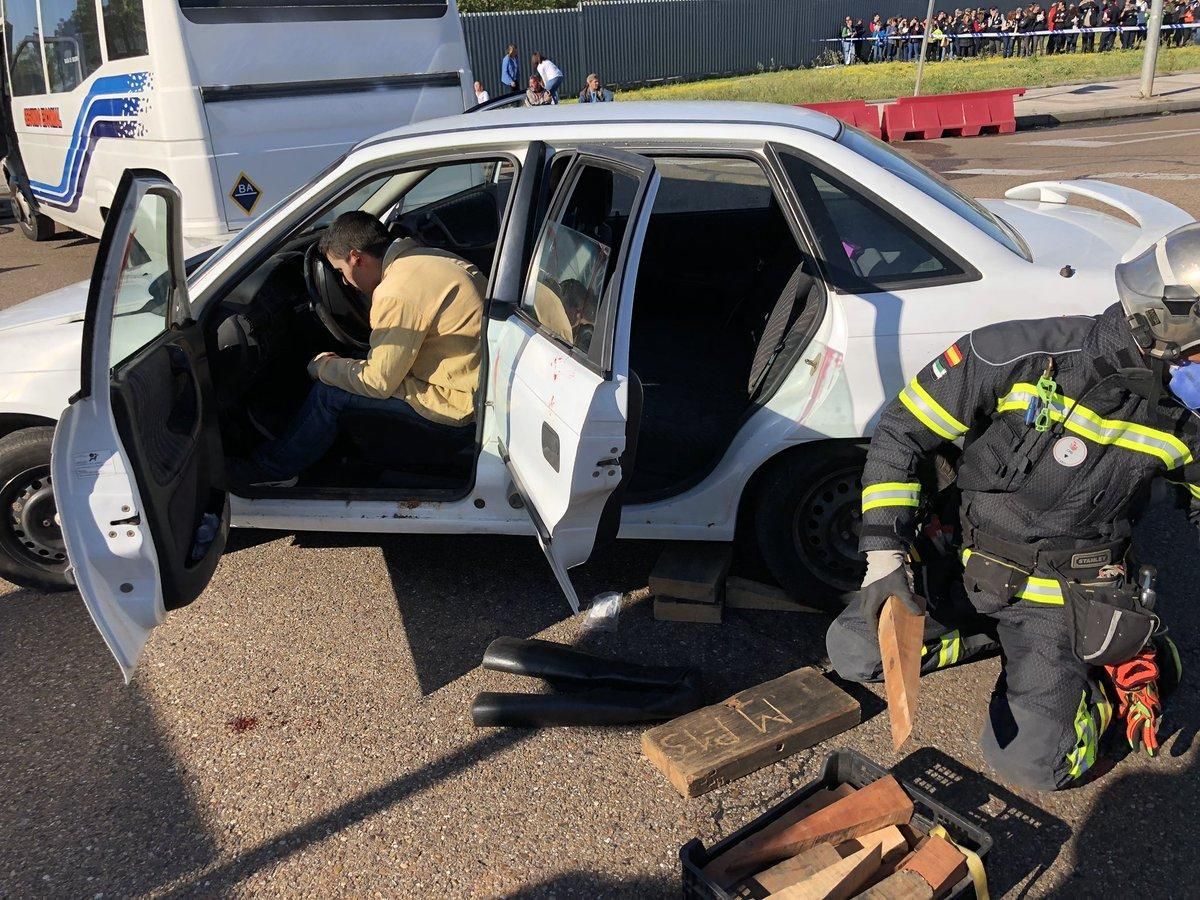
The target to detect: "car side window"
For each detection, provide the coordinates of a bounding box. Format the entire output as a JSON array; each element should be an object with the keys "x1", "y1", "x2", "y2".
[
  {"x1": 110, "y1": 192, "x2": 174, "y2": 367},
  {"x1": 522, "y1": 164, "x2": 638, "y2": 355},
  {"x1": 779, "y1": 151, "x2": 964, "y2": 292}
]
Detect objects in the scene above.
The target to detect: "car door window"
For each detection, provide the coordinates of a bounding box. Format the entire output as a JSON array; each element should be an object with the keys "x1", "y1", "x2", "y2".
[
  {"x1": 110, "y1": 192, "x2": 175, "y2": 366},
  {"x1": 780, "y1": 151, "x2": 966, "y2": 292},
  {"x1": 522, "y1": 164, "x2": 638, "y2": 355}
]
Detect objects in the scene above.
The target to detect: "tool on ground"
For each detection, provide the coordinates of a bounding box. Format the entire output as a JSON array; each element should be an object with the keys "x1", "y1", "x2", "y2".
[
  {"x1": 471, "y1": 637, "x2": 701, "y2": 728},
  {"x1": 879, "y1": 594, "x2": 926, "y2": 751},
  {"x1": 642, "y1": 667, "x2": 860, "y2": 798}
]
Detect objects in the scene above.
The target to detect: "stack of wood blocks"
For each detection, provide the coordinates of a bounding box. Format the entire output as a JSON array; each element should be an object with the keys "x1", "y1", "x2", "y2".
[
  {"x1": 650, "y1": 543, "x2": 819, "y2": 624},
  {"x1": 703, "y1": 776, "x2": 971, "y2": 899}
]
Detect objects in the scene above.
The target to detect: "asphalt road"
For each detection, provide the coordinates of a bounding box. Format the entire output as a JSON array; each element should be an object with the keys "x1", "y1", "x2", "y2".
[{"x1": 3, "y1": 113, "x2": 1200, "y2": 899}]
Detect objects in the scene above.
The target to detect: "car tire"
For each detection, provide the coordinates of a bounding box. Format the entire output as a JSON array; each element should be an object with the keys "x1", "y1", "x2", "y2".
[
  {"x1": 9, "y1": 186, "x2": 55, "y2": 242},
  {"x1": 0, "y1": 427, "x2": 73, "y2": 592},
  {"x1": 752, "y1": 443, "x2": 868, "y2": 611}
]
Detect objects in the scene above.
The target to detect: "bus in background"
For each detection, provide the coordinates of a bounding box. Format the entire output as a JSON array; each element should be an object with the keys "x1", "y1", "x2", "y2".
[{"x1": 1, "y1": 0, "x2": 474, "y2": 246}]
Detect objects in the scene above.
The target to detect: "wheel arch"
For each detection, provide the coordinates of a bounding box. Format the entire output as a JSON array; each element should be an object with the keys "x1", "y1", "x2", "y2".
[{"x1": 0, "y1": 415, "x2": 58, "y2": 443}]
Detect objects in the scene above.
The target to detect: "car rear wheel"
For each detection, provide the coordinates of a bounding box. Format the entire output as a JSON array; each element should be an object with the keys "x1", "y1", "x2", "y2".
[
  {"x1": 0, "y1": 427, "x2": 72, "y2": 592},
  {"x1": 9, "y1": 185, "x2": 55, "y2": 242},
  {"x1": 752, "y1": 444, "x2": 867, "y2": 611}
]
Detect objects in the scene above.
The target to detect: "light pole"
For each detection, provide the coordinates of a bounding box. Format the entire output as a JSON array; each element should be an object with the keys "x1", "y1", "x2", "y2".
[
  {"x1": 1140, "y1": 0, "x2": 1165, "y2": 98},
  {"x1": 913, "y1": 0, "x2": 938, "y2": 96}
]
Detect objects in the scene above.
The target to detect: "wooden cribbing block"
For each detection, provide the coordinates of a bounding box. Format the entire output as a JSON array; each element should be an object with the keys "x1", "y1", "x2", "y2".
[
  {"x1": 836, "y1": 826, "x2": 908, "y2": 867},
  {"x1": 653, "y1": 595, "x2": 723, "y2": 624},
  {"x1": 649, "y1": 542, "x2": 732, "y2": 603},
  {"x1": 878, "y1": 595, "x2": 925, "y2": 751},
  {"x1": 856, "y1": 870, "x2": 934, "y2": 900},
  {"x1": 726, "y1": 577, "x2": 821, "y2": 613},
  {"x1": 769, "y1": 843, "x2": 881, "y2": 900},
  {"x1": 750, "y1": 843, "x2": 841, "y2": 894},
  {"x1": 705, "y1": 775, "x2": 912, "y2": 885},
  {"x1": 759, "y1": 785, "x2": 856, "y2": 843},
  {"x1": 899, "y1": 835, "x2": 967, "y2": 899},
  {"x1": 643, "y1": 668, "x2": 859, "y2": 798}
]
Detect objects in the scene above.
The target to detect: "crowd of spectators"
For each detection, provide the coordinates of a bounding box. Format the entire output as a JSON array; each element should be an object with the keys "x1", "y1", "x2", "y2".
[
  {"x1": 493, "y1": 42, "x2": 614, "y2": 106},
  {"x1": 838, "y1": 0, "x2": 1199, "y2": 64}
]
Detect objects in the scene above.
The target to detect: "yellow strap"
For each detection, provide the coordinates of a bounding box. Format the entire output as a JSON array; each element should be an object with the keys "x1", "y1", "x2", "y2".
[{"x1": 930, "y1": 824, "x2": 989, "y2": 900}]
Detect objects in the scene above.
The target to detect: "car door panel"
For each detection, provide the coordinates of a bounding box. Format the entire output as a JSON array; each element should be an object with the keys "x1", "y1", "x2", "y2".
[
  {"x1": 52, "y1": 169, "x2": 227, "y2": 680},
  {"x1": 490, "y1": 148, "x2": 659, "y2": 613}
]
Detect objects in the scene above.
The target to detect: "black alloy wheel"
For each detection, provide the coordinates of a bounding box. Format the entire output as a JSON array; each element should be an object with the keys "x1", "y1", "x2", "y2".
[{"x1": 0, "y1": 428, "x2": 72, "y2": 592}]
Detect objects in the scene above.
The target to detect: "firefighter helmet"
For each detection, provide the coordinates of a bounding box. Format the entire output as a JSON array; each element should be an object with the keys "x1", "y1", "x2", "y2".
[{"x1": 1117, "y1": 222, "x2": 1200, "y2": 359}]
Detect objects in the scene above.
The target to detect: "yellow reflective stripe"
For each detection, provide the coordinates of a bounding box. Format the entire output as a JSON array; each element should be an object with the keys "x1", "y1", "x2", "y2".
[
  {"x1": 936, "y1": 630, "x2": 962, "y2": 668},
  {"x1": 900, "y1": 377, "x2": 969, "y2": 440},
  {"x1": 861, "y1": 482, "x2": 921, "y2": 513},
  {"x1": 1179, "y1": 482, "x2": 1200, "y2": 501},
  {"x1": 997, "y1": 382, "x2": 1193, "y2": 469},
  {"x1": 1067, "y1": 691, "x2": 1096, "y2": 779},
  {"x1": 961, "y1": 549, "x2": 1064, "y2": 605}
]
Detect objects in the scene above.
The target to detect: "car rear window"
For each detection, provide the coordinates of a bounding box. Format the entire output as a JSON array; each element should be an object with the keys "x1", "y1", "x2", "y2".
[{"x1": 837, "y1": 127, "x2": 1032, "y2": 261}]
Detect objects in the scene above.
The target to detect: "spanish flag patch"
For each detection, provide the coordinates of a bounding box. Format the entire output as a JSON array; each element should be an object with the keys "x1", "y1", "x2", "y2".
[{"x1": 941, "y1": 343, "x2": 964, "y2": 368}]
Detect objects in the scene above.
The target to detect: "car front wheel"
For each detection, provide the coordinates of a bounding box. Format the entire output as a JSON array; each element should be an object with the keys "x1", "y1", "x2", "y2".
[
  {"x1": 752, "y1": 444, "x2": 867, "y2": 611},
  {"x1": 0, "y1": 427, "x2": 72, "y2": 592}
]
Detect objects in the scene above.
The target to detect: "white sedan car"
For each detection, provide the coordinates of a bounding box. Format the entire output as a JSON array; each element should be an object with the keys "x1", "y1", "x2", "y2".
[{"x1": 4, "y1": 102, "x2": 1194, "y2": 679}]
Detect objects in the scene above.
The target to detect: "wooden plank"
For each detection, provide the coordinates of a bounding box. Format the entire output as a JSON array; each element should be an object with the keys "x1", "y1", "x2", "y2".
[
  {"x1": 836, "y1": 825, "x2": 908, "y2": 867},
  {"x1": 750, "y1": 843, "x2": 842, "y2": 894},
  {"x1": 705, "y1": 776, "x2": 913, "y2": 886},
  {"x1": 855, "y1": 870, "x2": 934, "y2": 900},
  {"x1": 769, "y1": 843, "x2": 881, "y2": 900},
  {"x1": 653, "y1": 595, "x2": 724, "y2": 624},
  {"x1": 726, "y1": 577, "x2": 822, "y2": 613},
  {"x1": 649, "y1": 542, "x2": 732, "y2": 603},
  {"x1": 759, "y1": 785, "x2": 857, "y2": 841},
  {"x1": 878, "y1": 595, "x2": 925, "y2": 751},
  {"x1": 642, "y1": 668, "x2": 859, "y2": 798},
  {"x1": 899, "y1": 835, "x2": 967, "y2": 899}
]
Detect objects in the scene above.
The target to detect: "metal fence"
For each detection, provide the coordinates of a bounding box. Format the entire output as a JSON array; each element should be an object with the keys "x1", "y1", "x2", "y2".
[{"x1": 463, "y1": 0, "x2": 934, "y2": 97}]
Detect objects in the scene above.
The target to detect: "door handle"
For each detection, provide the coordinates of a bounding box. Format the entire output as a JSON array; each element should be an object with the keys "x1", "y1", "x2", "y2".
[{"x1": 541, "y1": 421, "x2": 560, "y2": 472}]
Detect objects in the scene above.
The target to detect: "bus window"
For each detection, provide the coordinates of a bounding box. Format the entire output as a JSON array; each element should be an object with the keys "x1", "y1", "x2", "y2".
[
  {"x1": 176, "y1": 0, "x2": 448, "y2": 23},
  {"x1": 5, "y1": 0, "x2": 46, "y2": 96},
  {"x1": 41, "y1": 0, "x2": 103, "y2": 92},
  {"x1": 101, "y1": 0, "x2": 149, "y2": 60}
]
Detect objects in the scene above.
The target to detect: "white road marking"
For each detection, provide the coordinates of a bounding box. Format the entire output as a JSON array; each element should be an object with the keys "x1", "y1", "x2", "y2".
[
  {"x1": 947, "y1": 168, "x2": 1057, "y2": 176},
  {"x1": 1022, "y1": 128, "x2": 1200, "y2": 148},
  {"x1": 1090, "y1": 171, "x2": 1200, "y2": 181}
]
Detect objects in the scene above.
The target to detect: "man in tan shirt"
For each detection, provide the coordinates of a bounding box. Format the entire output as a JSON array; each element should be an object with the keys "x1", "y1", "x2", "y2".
[{"x1": 234, "y1": 211, "x2": 486, "y2": 486}]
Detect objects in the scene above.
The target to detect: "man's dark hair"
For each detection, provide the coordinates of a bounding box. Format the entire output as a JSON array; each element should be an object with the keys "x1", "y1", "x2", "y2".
[{"x1": 318, "y1": 211, "x2": 391, "y2": 260}]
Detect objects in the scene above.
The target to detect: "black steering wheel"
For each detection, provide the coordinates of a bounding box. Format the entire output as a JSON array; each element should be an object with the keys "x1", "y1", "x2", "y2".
[{"x1": 304, "y1": 242, "x2": 372, "y2": 351}]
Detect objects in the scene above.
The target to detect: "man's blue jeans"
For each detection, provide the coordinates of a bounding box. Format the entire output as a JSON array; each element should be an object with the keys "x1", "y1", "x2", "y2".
[{"x1": 252, "y1": 381, "x2": 468, "y2": 479}]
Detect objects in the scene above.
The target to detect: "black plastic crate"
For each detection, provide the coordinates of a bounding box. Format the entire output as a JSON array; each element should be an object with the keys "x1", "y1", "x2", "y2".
[{"x1": 680, "y1": 749, "x2": 992, "y2": 900}]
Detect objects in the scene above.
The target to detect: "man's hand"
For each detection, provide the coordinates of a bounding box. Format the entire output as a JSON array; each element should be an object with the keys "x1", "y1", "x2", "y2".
[
  {"x1": 308, "y1": 351, "x2": 337, "y2": 380},
  {"x1": 858, "y1": 549, "x2": 925, "y2": 620}
]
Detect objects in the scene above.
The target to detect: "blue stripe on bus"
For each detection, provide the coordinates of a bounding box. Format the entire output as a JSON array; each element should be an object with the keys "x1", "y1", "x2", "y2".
[{"x1": 28, "y1": 72, "x2": 150, "y2": 210}]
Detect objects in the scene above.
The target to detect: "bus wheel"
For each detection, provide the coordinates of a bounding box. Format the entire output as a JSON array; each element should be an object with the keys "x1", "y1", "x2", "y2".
[
  {"x1": 0, "y1": 428, "x2": 72, "y2": 592},
  {"x1": 10, "y1": 187, "x2": 55, "y2": 242}
]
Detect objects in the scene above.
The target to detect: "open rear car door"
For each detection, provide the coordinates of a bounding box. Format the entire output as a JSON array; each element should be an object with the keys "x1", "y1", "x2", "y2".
[
  {"x1": 491, "y1": 148, "x2": 659, "y2": 613},
  {"x1": 52, "y1": 170, "x2": 228, "y2": 681}
]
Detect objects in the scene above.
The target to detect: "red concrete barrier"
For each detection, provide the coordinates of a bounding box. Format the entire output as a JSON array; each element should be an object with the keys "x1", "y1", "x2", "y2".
[
  {"x1": 799, "y1": 100, "x2": 883, "y2": 139},
  {"x1": 881, "y1": 88, "x2": 1026, "y2": 141}
]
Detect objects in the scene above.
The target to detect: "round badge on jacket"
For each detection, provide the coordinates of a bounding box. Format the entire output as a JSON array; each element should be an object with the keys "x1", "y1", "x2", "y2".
[{"x1": 1053, "y1": 435, "x2": 1088, "y2": 467}]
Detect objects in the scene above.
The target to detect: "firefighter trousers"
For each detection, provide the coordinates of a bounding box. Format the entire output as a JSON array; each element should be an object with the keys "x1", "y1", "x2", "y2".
[{"x1": 826, "y1": 581, "x2": 1112, "y2": 791}]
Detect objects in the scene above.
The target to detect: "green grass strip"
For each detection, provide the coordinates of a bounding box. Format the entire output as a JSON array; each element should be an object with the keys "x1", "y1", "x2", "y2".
[{"x1": 615, "y1": 44, "x2": 1200, "y2": 104}]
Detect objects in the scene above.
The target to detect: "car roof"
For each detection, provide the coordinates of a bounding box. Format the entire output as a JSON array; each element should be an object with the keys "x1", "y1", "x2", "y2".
[{"x1": 359, "y1": 101, "x2": 843, "y2": 150}]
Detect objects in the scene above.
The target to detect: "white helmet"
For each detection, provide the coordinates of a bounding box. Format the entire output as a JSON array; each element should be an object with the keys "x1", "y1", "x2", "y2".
[{"x1": 1117, "y1": 222, "x2": 1200, "y2": 359}]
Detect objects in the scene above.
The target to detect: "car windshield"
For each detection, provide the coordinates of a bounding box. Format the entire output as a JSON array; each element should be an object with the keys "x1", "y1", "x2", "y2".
[{"x1": 837, "y1": 126, "x2": 1032, "y2": 261}]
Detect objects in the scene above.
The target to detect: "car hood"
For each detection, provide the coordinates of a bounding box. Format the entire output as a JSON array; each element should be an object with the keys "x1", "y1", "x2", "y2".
[{"x1": 0, "y1": 280, "x2": 89, "y2": 334}]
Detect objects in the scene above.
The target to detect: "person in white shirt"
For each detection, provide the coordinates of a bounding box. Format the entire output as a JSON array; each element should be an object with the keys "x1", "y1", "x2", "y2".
[
  {"x1": 531, "y1": 52, "x2": 564, "y2": 103},
  {"x1": 473, "y1": 81, "x2": 490, "y2": 104}
]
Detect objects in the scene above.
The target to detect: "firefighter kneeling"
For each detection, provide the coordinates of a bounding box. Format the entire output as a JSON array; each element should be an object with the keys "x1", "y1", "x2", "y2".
[{"x1": 828, "y1": 223, "x2": 1200, "y2": 791}]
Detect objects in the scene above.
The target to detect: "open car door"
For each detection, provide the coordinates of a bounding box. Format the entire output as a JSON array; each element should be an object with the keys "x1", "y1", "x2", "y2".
[
  {"x1": 52, "y1": 170, "x2": 228, "y2": 681},
  {"x1": 492, "y1": 148, "x2": 659, "y2": 613}
]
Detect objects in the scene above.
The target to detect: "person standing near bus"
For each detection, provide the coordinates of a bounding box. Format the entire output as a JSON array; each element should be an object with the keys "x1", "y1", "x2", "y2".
[
  {"x1": 532, "y1": 52, "x2": 564, "y2": 103},
  {"x1": 500, "y1": 43, "x2": 520, "y2": 94}
]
